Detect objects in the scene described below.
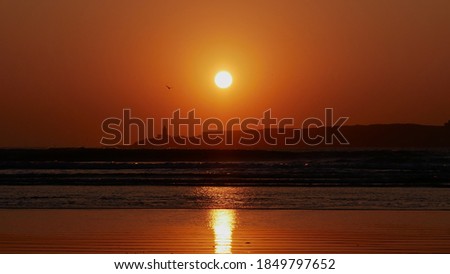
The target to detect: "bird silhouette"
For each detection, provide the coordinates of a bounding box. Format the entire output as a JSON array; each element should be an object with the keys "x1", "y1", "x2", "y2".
[{"x1": 165, "y1": 85, "x2": 173, "y2": 91}]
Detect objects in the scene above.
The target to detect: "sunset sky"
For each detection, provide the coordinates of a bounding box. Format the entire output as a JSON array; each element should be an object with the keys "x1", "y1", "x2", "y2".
[{"x1": 1, "y1": 0, "x2": 450, "y2": 147}]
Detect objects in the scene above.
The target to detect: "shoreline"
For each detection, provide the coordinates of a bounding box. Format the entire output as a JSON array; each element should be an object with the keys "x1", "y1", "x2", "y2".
[{"x1": 1, "y1": 209, "x2": 449, "y2": 254}]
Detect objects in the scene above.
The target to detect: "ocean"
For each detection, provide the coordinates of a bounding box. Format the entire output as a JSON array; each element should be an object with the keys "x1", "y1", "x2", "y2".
[{"x1": 0, "y1": 149, "x2": 449, "y2": 209}]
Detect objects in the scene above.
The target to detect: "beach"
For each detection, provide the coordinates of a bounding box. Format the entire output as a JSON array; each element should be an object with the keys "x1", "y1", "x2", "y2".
[{"x1": 1, "y1": 209, "x2": 449, "y2": 254}]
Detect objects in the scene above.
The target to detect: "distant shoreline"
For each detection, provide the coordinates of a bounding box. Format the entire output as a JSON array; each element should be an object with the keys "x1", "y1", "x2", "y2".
[{"x1": 0, "y1": 147, "x2": 449, "y2": 162}]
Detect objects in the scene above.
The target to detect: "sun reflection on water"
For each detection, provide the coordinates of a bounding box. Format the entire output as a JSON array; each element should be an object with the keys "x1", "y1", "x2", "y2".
[{"x1": 209, "y1": 209, "x2": 236, "y2": 254}]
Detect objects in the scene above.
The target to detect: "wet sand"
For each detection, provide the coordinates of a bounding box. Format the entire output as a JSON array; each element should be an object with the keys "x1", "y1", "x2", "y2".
[{"x1": 0, "y1": 210, "x2": 449, "y2": 253}]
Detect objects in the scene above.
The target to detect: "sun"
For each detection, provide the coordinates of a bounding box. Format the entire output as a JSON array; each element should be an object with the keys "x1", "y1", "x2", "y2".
[{"x1": 214, "y1": 71, "x2": 233, "y2": 89}]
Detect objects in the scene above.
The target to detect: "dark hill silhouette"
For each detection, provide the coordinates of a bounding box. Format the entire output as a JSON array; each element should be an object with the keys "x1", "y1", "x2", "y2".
[{"x1": 136, "y1": 123, "x2": 450, "y2": 149}]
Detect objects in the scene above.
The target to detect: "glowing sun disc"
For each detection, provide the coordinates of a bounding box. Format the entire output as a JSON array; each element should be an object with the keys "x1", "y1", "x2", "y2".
[{"x1": 215, "y1": 71, "x2": 233, "y2": 89}]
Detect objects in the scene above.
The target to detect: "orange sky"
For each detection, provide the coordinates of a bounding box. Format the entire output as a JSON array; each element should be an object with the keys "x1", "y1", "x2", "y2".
[{"x1": 1, "y1": 0, "x2": 450, "y2": 147}]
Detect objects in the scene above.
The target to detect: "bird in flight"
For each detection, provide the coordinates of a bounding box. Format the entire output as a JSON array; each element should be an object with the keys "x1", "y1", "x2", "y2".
[{"x1": 165, "y1": 85, "x2": 173, "y2": 91}]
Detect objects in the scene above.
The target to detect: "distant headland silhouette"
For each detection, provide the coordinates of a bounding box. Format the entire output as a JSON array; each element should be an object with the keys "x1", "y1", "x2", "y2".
[
  {"x1": 0, "y1": 123, "x2": 449, "y2": 163},
  {"x1": 135, "y1": 123, "x2": 450, "y2": 149}
]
